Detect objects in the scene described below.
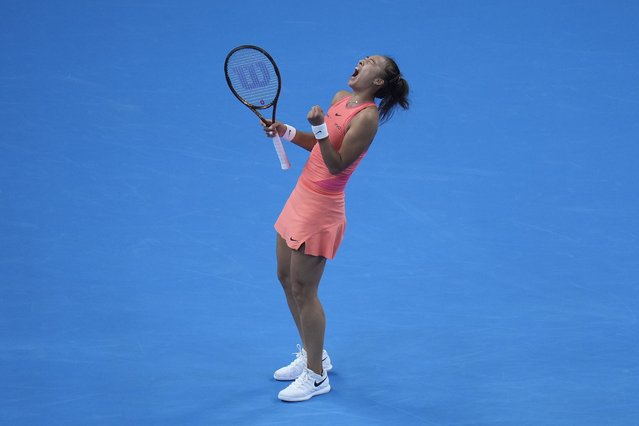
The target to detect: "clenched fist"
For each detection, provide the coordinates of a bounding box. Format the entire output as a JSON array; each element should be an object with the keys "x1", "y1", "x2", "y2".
[{"x1": 307, "y1": 105, "x2": 325, "y2": 126}]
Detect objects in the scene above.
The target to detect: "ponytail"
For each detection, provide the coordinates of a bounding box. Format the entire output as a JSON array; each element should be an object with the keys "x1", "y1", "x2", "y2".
[{"x1": 375, "y1": 57, "x2": 410, "y2": 123}]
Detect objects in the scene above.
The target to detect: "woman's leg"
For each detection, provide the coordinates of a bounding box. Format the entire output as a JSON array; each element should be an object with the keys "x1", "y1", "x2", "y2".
[
  {"x1": 276, "y1": 235, "x2": 305, "y2": 348},
  {"x1": 289, "y1": 245, "x2": 327, "y2": 375}
]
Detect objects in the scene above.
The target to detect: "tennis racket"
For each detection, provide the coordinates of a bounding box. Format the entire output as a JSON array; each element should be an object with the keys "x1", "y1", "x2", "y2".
[{"x1": 224, "y1": 45, "x2": 290, "y2": 170}]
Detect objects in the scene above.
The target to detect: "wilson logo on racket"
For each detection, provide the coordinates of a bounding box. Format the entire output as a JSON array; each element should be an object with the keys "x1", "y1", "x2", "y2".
[{"x1": 231, "y1": 62, "x2": 271, "y2": 90}]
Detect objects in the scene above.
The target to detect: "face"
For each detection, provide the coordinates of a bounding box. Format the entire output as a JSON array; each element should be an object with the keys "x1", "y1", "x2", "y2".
[{"x1": 348, "y1": 55, "x2": 388, "y2": 90}]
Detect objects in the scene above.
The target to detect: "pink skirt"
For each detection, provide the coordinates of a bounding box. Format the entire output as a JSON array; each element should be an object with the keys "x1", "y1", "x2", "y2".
[{"x1": 274, "y1": 177, "x2": 346, "y2": 259}]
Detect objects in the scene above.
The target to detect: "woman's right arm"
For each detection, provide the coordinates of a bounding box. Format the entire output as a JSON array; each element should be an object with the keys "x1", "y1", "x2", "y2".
[
  {"x1": 264, "y1": 122, "x2": 317, "y2": 152},
  {"x1": 263, "y1": 91, "x2": 351, "y2": 152}
]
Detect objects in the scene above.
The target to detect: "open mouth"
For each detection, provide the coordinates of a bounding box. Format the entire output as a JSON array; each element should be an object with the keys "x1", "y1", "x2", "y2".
[{"x1": 351, "y1": 68, "x2": 360, "y2": 77}]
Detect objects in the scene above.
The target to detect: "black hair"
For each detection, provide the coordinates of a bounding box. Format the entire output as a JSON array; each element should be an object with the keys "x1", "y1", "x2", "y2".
[{"x1": 374, "y1": 56, "x2": 410, "y2": 123}]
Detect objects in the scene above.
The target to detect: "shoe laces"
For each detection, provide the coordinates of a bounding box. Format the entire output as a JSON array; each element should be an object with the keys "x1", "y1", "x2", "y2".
[
  {"x1": 287, "y1": 344, "x2": 306, "y2": 367},
  {"x1": 289, "y1": 369, "x2": 311, "y2": 391}
]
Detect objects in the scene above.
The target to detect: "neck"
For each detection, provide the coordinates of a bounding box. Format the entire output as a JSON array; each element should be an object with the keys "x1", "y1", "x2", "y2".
[{"x1": 349, "y1": 91, "x2": 374, "y2": 105}]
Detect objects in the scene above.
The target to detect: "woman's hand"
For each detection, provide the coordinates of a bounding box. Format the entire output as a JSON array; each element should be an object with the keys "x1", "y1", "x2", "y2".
[
  {"x1": 307, "y1": 105, "x2": 325, "y2": 126},
  {"x1": 262, "y1": 120, "x2": 286, "y2": 138}
]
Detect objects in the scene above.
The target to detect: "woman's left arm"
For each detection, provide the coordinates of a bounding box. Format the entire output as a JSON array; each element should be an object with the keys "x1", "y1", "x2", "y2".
[{"x1": 307, "y1": 106, "x2": 378, "y2": 175}]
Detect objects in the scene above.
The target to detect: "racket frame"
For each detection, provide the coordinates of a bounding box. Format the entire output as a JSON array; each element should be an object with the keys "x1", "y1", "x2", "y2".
[{"x1": 224, "y1": 45, "x2": 290, "y2": 170}]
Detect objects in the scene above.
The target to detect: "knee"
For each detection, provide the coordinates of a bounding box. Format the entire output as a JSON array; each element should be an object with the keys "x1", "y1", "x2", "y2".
[
  {"x1": 291, "y1": 283, "x2": 305, "y2": 307},
  {"x1": 277, "y1": 268, "x2": 291, "y2": 290},
  {"x1": 291, "y1": 280, "x2": 314, "y2": 308}
]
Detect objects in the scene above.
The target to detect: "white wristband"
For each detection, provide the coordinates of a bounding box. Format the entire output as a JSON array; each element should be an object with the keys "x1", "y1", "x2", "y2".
[
  {"x1": 311, "y1": 123, "x2": 329, "y2": 140},
  {"x1": 282, "y1": 124, "x2": 296, "y2": 141}
]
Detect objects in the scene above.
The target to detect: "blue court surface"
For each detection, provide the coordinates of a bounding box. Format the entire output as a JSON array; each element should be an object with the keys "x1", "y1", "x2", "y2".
[{"x1": 1, "y1": 1, "x2": 638, "y2": 425}]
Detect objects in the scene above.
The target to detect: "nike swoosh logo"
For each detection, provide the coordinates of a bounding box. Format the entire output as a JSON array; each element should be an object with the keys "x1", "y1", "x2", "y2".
[
  {"x1": 335, "y1": 113, "x2": 342, "y2": 116},
  {"x1": 290, "y1": 237, "x2": 298, "y2": 242},
  {"x1": 322, "y1": 357, "x2": 327, "y2": 361},
  {"x1": 314, "y1": 377, "x2": 327, "y2": 387},
  {"x1": 315, "y1": 130, "x2": 323, "y2": 135}
]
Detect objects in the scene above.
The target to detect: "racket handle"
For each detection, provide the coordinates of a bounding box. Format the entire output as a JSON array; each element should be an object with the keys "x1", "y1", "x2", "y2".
[{"x1": 271, "y1": 133, "x2": 290, "y2": 170}]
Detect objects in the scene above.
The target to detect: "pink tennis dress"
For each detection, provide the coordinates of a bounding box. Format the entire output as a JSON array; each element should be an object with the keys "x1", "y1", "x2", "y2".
[{"x1": 274, "y1": 95, "x2": 377, "y2": 259}]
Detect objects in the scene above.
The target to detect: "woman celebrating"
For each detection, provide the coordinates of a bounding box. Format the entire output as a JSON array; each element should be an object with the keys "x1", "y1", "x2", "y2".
[{"x1": 264, "y1": 55, "x2": 409, "y2": 402}]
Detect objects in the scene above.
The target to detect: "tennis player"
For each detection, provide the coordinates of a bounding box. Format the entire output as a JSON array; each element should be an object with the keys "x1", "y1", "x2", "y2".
[{"x1": 264, "y1": 55, "x2": 409, "y2": 402}]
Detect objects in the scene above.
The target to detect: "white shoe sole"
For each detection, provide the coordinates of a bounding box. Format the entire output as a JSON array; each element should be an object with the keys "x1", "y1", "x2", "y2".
[{"x1": 278, "y1": 385, "x2": 331, "y2": 402}]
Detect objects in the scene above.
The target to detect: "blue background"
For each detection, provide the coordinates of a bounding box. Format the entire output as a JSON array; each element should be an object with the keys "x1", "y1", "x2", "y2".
[{"x1": 1, "y1": 0, "x2": 638, "y2": 424}]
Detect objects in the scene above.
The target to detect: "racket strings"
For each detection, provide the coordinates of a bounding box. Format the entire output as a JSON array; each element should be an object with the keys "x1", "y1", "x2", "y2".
[{"x1": 226, "y1": 49, "x2": 279, "y2": 107}]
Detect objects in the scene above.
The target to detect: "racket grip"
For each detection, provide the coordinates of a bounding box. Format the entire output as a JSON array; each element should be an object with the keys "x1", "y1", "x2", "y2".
[{"x1": 271, "y1": 134, "x2": 290, "y2": 170}]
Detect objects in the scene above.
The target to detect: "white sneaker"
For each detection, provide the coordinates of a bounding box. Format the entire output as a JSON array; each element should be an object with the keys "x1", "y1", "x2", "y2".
[
  {"x1": 278, "y1": 368, "x2": 330, "y2": 402},
  {"x1": 273, "y1": 345, "x2": 333, "y2": 381}
]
